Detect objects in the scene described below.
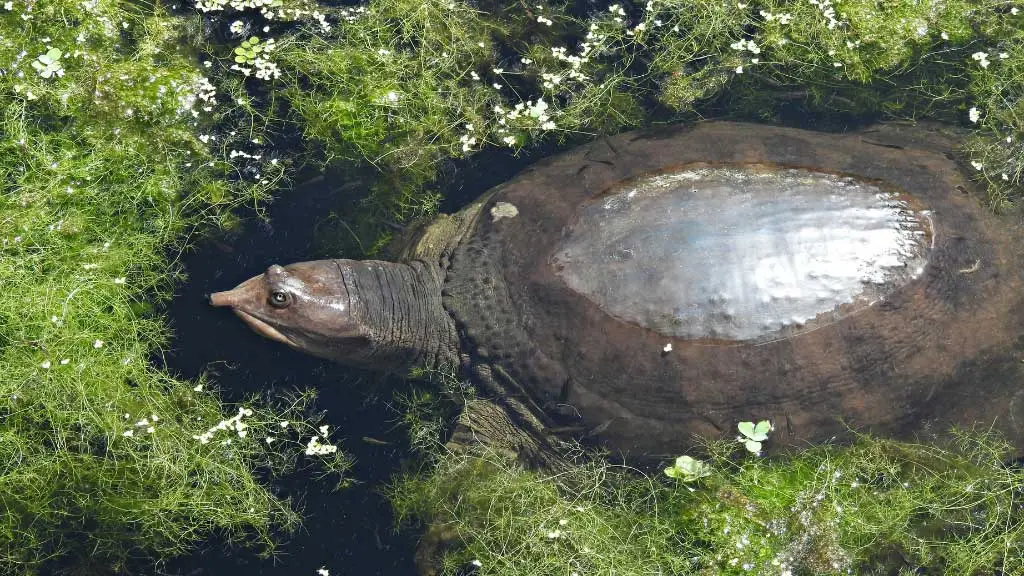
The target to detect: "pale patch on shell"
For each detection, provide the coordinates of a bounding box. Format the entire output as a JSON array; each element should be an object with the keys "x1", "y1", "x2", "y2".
[{"x1": 490, "y1": 201, "x2": 519, "y2": 221}]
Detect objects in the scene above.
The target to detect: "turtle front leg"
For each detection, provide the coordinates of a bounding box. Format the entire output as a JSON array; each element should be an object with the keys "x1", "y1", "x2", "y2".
[{"x1": 413, "y1": 395, "x2": 567, "y2": 576}]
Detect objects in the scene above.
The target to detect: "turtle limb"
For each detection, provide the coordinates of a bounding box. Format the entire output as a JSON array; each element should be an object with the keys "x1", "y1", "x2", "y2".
[
  {"x1": 413, "y1": 362, "x2": 573, "y2": 576},
  {"x1": 412, "y1": 397, "x2": 565, "y2": 576},
  {"x1": 449, "y1": 361, "x2": 566, "y2": 470}
]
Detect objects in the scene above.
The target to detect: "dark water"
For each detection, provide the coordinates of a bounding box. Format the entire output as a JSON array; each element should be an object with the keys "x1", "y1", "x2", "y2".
[
  {"x1": 157, "y1": 144, "x2": 556, "y2": 576},
  {"x1": 157, "y1": 174, "x2": 417, "y2": 576}
]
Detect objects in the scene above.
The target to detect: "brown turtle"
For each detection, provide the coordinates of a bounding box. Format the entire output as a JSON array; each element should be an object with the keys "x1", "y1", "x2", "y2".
[{"x1": 209, "y1": 121, "x2": 1024, "y2": 463}]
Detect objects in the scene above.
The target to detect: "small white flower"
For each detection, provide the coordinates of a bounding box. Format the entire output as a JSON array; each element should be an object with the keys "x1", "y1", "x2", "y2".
[
  {"x1": 492, "y1": 82, "x2": 502, "y2": 89},
  {"x1": 280, "y1": 420, "x2": 289, "y2": 428},
  {"x1": 968, "y1": 106, "x2": 981, "y2": 123},
  {"x1": 93, "y1": 339, "x2": 104, "y2": 348},
  {"x1": 971, "y1": 160, "x2": 984, "y2": 171},
  {"x1": 941, "y1": 31, "x2": 949, "y2": 40},
  {"x1": 663, "y1": 342, "x2": 673, "y2": 352},
  {"x1": 41, "y1": 360, "x2": 51, "y2": 369},
  {"x1": 735, "y1": 65, "x2": 744, "y2": 74},
  {"x1": 316, "y1": 568, "x2": 329, "y2": 576},
  {"x1": 3, "y1": 2, "x2": 13, "y2": 10},
  {"x1": 60, "y1": 359, "x2": 69, "y2": 365},
  {"x1": 193, "y1": 383, "x2": 203, "y2": 392},
  {"x1": 123, "y1": 429, "x2": 134, "y2": 437},
  {"x1": 541, "y1": 121, "x2": 556, "y2": 130},
  {"x1": 537, "y1": 15, "x2": 552, "y2": 25}
]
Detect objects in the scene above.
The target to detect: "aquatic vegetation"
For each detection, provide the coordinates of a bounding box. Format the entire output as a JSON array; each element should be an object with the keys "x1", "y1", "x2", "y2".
[
  {"x1": 391, "y1": 428, "x2": 1024, "y2": 575},
  {"x1": 0, "y1": 0, "x2": 346, "y2": 572},
  {"x1": 663, "y1": 455, "x2": 711, "y2": 482},
  {"x1": 193, "y1": 0, "x2": 1023, "y2": 248},
  {"x1": 737, "y1": 420, "x2": 774, "y2": 455},
  {"x1": 3, "y1": 0, "x2": 1024, "y2": 571}
]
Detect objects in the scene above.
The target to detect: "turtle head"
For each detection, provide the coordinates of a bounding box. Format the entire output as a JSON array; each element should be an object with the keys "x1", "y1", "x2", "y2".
[
  {"x1": 209, "y1": 260, "x2": 367, "y2": 363},
  {"x1": 210, "y1": 259, "x2": 457, "y2": 371}
]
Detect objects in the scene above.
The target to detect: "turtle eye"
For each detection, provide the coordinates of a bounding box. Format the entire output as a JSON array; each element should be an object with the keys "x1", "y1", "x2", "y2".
[{"x1": 268, "y1": 290, "x2": 291, "y2": 308}]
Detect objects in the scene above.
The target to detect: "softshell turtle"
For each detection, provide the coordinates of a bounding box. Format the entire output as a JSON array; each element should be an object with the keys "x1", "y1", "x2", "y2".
[{"x1": 210, "y1": 121, "x2": 1024, "y2": 463}]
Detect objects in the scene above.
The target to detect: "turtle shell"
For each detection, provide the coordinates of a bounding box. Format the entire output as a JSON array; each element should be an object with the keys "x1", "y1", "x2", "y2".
[{"x1": 441, "y1": 121, "x2": 1024, "y2": 457}]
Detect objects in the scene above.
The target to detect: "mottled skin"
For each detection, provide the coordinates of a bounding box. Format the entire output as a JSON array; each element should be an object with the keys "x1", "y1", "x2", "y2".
[{"x1": 211, "y1": 121, "x2": 1024, "y2": 465}]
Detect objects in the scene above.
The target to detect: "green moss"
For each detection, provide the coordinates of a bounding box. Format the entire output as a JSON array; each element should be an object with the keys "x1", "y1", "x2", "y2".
[
  {"x1": 4, "y1": 0, "x2": 1024, "y2": 571},
  {"x1": 391, "y1": 429, "x2": 1024, "y2": 576},
  {"x1": 0, "y1": 0, "x2": 346, "y2": 573},
  {"x1": 391, "y1": 450, "x2": 691, "y2": 575}
]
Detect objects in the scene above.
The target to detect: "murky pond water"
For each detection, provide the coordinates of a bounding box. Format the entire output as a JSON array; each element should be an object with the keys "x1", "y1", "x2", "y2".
[
  {"x1": 159, "y1": 177, "x2": 416, "y2": 576},
  {"x1": 159, "y1": 145, "x2": 549, "y2": 575}
]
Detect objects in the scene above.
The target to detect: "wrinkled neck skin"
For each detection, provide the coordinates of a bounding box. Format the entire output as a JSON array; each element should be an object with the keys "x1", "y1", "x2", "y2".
[{"x1": 338, "y1": 259, "x2": 459, "y2": 374}]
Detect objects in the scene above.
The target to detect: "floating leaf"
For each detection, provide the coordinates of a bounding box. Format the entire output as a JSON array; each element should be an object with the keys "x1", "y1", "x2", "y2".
[
  {"x1": 743, "y1": 439, "x2": 762, "y2": 454},
  {"x1": 737, "y1": 420, "x2": 772, "y2": 442},
  {"x1": 664, "y1": 455, "x2": 711, "y2": 481}
]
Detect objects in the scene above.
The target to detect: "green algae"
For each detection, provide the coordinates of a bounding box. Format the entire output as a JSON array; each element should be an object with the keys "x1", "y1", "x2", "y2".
[
  {"x1": 2, "y1": 0, "x2": 1024, "y2": 572},
  {"x1": 390, "y1": 428, "x2": 1024, "y2": 576},
  {"x1": 0, "y1": 0, "x2": 345, "y2": 573}
]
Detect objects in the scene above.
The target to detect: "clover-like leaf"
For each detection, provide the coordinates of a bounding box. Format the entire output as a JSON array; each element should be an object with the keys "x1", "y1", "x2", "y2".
[
  {"x1": 743, "y1": 439, "x2": 762, "y2": 454},
  {"x1": 40, "y1": 48, "x2": 62, "y2": 64},
  {"x1": 738, "y1": 420, "x2": 772, "y2": 442},
  {"x1": 664, "y1": 455, "x2": 711, "y2": 481},
  {"x1": 32, "y1": 49, "x2": 64, "y2": 79}
]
